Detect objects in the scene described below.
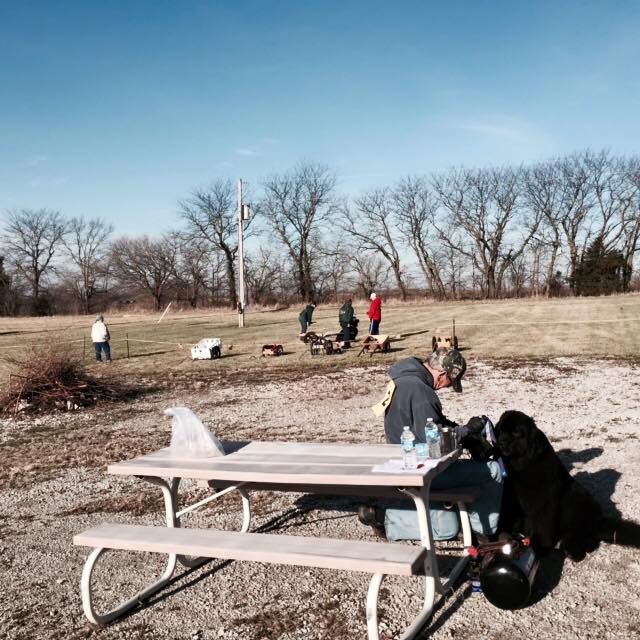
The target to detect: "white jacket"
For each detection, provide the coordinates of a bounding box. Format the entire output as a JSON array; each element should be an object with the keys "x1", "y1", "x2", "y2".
[{"x1": 91, "y1": 321, "x2": 110, "y2": 343}]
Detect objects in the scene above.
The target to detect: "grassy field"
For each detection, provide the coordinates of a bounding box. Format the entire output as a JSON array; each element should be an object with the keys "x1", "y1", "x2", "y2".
[{"x1": 0, "y1": 293, "x2": 639, "y2": 382}]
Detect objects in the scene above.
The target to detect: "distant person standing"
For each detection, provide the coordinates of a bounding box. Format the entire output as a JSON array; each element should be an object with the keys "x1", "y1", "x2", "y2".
[
  {"x1": 367, "y1": 292, "x2": 382, "y2": 335},
  {"x1": 298, "y1": 302, "x2": 316, "y2": 334},
  {"x1": 338, "y1": 298, "x2": 354, "y2": 340},
  {"x1": 91, "y1": 314, "x2": 112, "y2": 363}
]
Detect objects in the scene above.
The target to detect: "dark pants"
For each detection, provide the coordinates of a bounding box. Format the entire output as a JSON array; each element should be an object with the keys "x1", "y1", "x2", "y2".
[
  {"x1": 299, "y1": 317, "x2": 308, "y2": 333},
  {"x1": 339, "y1": 323, "x2": 349, "y2": 341},
  {"x1": 369, "y1": 319, "x2": 380, "y2": 335},
  {"x1": 94, "y1": 342, "x2": 111, "y2": 362}
]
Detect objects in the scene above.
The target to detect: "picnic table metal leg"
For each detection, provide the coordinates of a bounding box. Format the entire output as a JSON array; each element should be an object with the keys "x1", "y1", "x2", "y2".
[
  {"x1": 395, "y1": 485, "x2": 472, "y2": 639},
  {"x1": 366, "y1": 573, "x2": 385, "y2": 640},
  {"x1": 457, "y1": 500, "x2": 473, "y2": 548},
  {"x1": 158, "y1": 478, "x2": 251, "y2": 567},
  {"x1": 81, "y1": 547, "x2": 178, "y2": 625},
  {"x1": 80, "y1": 477, "x2": 179, "y2": 625},
  {"x1": 397, "y1": 485, "x2": 439, "y2": 640}
]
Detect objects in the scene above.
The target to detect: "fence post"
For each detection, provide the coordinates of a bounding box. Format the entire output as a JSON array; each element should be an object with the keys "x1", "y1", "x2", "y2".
[{"x1": 126, "y1": 333, "x2": 130, "y2": 359}]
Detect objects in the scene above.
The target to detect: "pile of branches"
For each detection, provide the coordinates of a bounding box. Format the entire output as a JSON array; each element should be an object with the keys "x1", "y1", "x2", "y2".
[{"x1": 0, "y1": 346, "x2": 136, "y2": 415}]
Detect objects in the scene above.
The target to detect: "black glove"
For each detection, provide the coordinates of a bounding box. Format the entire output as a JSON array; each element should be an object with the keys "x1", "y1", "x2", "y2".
[
  {"x1": 454, "y1": 416, "x2": 485, "y2": 443},
  {"x1": 465, "y1": 416, "x2": 486, "y2": 435},
  {"x1": 460, "y1": 432, "x2": 498, "y2": 462}
]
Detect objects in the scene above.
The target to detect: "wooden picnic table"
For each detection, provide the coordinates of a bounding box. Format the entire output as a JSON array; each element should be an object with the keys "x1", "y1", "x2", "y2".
[{"x1": 76, "y1": 441, "x2": 476, "y2": 639}]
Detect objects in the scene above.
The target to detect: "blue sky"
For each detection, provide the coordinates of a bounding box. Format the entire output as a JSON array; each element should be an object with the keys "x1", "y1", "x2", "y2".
[{"x1": 1, "y1": 0, "x2": 639, "y2": 235}]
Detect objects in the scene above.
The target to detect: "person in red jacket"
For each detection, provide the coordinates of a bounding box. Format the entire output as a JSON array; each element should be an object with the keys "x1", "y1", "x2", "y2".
[{"x1": 367, "y1": 292, "x2": 382, "y2": 335}]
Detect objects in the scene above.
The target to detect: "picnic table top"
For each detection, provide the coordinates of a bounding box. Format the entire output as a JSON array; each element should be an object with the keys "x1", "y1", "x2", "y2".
[{"x1": 108, "y1": 440, "x2": 460, "y2": 487}]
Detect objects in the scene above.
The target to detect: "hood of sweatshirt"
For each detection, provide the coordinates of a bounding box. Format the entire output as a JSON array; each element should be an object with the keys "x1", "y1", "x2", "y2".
[{"x1": 388, "y1": 357, "x2": 433, "y2": 387}]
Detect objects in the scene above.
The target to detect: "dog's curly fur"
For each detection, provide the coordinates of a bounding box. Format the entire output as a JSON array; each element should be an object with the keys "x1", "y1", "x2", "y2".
[{"x1": 495, "y1": 410, "x2": 640, "y2": 561}]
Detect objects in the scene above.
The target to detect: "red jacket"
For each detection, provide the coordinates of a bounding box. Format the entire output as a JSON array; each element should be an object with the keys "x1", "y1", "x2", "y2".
[{"x1": 368, "y1": 297, "x2": 382, "y2": 321}]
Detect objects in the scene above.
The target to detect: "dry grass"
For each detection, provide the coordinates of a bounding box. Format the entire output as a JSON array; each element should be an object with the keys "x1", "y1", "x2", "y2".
[
  {"x1": 0, "y1": 294, "x2": 638, "y2": 387},
  {"x1": 57, "y1": 490, "x2": 164, "y2": 517},
  {"x1": 0, "y1": 416, "x2": 167, "y2": 489},
  {"x1": 0, "y1": 345, "x2": 151, "y2": 415}
]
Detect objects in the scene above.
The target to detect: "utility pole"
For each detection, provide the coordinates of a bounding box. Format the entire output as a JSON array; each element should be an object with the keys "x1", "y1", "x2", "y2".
[{"x1": 237, "y1": 179, "x2": 247, "y2": 328}]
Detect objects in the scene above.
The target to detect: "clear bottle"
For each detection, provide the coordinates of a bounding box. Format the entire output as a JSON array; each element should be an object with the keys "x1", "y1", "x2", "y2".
[
  {"x1": 400, "y1": 426, "x2": 417, "y2": 470},
  {"x1": 425, "y1": 418, "x2": 441, "y2": 459}
]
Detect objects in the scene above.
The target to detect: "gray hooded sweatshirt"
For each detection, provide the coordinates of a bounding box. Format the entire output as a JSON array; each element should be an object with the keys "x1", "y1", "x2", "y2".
[{"x1": 383, "y1": 357, "x2": 457, "y2": 444}]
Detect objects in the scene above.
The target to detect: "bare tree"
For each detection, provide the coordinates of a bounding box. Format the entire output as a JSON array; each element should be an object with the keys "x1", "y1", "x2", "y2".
[
  {"x1": 313, "y1": 241, "x2": 352, "y2": 301},
  {"x1": 245, "y1": 247, "x2": 282, "y2": 305},
  {"x1": 584, "y1": 151, "x2": 640, "y2": 291},
  {"x1": 179, "y1": 179, "x2": 246, "y2": 308},
  {"x1": 110, "y1": 235, "x2": 178, "y2": 310},
  {"x1": 62, "y1": 216, "x2": 113, "y2": 314},
  {"x1": 0, "y1": 255, "x2": 18, "y2": 315},
  {"x1": 1, "y1": 208, "x2": 67, "y2": 313},
  {"x1": 620, "y1": 157, "x2": 640, "y2": 290},
  {"x1": 433, "y1": 167, "x2": 539, "y2": 298},
  {"x1": 340, "y1": 189, "x2": 408, "y2": 300},
  {"x1": 393, "y1": 176, "x2": 447, "y2": 298},
  {"x1": 524, "y1": 161, "x2": 565, "y2": 296},
  {"x1": 552, "y1": 152, "x2": 593, "y2": 293},
  {"x1": 348, "y1": 252, "x2": 390, "y2": 299},
  {"x1": 172, "y1": 235, "x2": 211, "y2": 308},
  {"x1": 261, "y1": 162, "x2": 337, "y2": 301}
]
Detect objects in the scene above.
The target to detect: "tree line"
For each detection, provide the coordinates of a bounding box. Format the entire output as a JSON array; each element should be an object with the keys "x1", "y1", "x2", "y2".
[{"x1": 1, "y1": 148, "x2": 639, "y2": 316}]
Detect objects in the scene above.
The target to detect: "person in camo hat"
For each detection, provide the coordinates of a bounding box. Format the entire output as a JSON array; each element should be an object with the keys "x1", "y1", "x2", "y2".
[{"x1": 358, "y1": 347, "x2": 504, "y2": 541}]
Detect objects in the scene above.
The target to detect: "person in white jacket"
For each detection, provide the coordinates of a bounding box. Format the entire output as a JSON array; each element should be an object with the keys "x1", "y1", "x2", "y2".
[{"x1": 91, "y1": 314, "x2": 111, "y2": 363}]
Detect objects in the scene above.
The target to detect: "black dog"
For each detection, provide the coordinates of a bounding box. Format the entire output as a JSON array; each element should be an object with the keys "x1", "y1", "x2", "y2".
[{"x1": 495, "y1": 410, "x2": 640, "y2": 561}]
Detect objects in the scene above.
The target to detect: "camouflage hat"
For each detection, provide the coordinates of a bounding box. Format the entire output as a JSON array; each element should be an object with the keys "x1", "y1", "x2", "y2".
[{"x1": 432, "y1": 347, "x2": 467, "y2": 393}]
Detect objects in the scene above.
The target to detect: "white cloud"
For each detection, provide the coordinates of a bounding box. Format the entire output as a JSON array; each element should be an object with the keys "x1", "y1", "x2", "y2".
[
  {"x1": 25, "y1": 154, "x2": 47, "y2": 167},
  {"x1": 451, "y1": 116, "x2": 554, "y2": 151},
  {"x1": 456, "y1": 122, "x2": 524, "y2": 141},
  {"x1": 235, "y1": 147, "x2": 260, "y2": 157},
  {"x1": 29, "y1": 176, "x2": 68, "y2": 188}
]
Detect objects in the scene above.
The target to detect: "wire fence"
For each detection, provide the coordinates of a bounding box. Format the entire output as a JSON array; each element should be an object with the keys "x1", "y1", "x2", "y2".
[{"x1": 0, "y1": 334, "x2": 190, "y2": 359}]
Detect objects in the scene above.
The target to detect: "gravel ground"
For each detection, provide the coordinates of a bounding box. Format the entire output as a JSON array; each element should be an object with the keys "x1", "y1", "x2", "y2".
[{"x1": 1, "y1": 357, "x2": 639, "y2": 639}]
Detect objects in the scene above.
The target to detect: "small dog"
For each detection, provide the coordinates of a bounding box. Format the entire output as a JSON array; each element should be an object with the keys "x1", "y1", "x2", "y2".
[{"x1": 495, "y1": 410, "x2": 640, "y2": 561}]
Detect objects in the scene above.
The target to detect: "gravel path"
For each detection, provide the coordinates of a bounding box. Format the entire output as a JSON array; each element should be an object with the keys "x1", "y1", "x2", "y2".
[{"x1": 1, "y1": 358, "x2": 639, "y2": 639}]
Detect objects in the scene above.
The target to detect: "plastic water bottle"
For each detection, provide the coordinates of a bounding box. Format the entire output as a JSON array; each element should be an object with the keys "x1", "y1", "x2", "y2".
[
  {"x1": 400, "y1": 426, "x2": 417, "y2": 470},
  {"x1": 425, "y1": 418, "x2": 441, "y2": 459}
]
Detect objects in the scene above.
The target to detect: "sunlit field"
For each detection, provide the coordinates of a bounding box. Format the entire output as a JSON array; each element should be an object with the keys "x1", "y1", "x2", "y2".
[{"x1": 1, "y1": 293, "x2": 638, "y2": 383}]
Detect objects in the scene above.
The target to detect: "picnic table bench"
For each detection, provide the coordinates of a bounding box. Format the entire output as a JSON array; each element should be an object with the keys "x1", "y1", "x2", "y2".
[{"x1": 74, "y1": 441, "x2": 479, "y2": 640}]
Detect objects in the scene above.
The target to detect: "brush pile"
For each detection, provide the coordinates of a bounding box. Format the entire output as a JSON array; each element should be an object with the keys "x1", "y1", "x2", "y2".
[{"x1": 0, "y1": 346, "x2": 133, "y2": 415}]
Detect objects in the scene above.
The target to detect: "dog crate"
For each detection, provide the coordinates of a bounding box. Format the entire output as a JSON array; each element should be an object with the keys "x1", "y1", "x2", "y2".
[{"x1": 191, "y1": 338, "x2": 223, "y2": 360}]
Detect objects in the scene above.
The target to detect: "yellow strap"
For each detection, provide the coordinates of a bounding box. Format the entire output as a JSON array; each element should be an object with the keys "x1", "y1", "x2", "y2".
[{"x1": 371, "y1": 380, "x2": 396, "y2": 417}]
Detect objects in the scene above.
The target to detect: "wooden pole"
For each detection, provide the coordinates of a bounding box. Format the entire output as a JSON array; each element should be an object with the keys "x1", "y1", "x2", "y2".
[
  {"x1": 126, "y1": 333, "x2": 130, "y2": 359},
  {"x1": 157, "y1": 301, "x2": 172, "y2": 323}
]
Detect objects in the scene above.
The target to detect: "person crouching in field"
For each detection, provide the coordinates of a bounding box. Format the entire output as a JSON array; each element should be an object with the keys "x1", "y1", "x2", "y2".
[
  {"x1": 298, "y1": 302, "x2": 316, "y2": 334},
  {"x1": 91, "y1": 314, "x2": 112, "y2": 363},
  {"x1": 338, "y1": 298, "x2": 354, "y2": 340},
  {"x1": 367, "y1": 292, "x2": 381, "y2": 335}
]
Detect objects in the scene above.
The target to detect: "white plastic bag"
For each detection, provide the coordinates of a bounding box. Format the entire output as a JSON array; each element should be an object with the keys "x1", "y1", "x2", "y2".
[{"x1": 165, "y1": 407, "x2": 225, "y2": 458}]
